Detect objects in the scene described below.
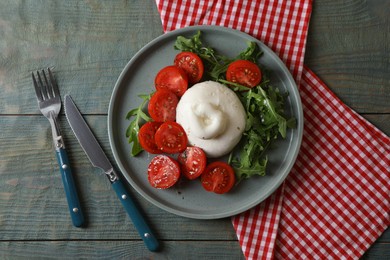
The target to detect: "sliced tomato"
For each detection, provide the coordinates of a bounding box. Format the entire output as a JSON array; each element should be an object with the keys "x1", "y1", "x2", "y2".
[
  {"x1": 138, "y1": 121, "x2": 162, "y2": 154},
  {"x1": 174, "y1": 52, "x2": 204, "y2": 84},
  {"x1": 226, "y1": 60, "x2": 262, "y2": 88},
  {"x1": 155, "y1": 65, "x2": 188, "y2": 97},
  {"x1": 154, "y1": 121, "x2": 187, "y2": 154},
  {"x1": 178, "y1": 146, "x2": 207, "y2": 180},
  {"x1": 147, "y1": 155, "x2": 180, "y2": 189},
  {"x1": 201, "y1": 161, "x2": 236, "y2": 194},
  {"x1": 148, "y1": 89, "x2": 179, "y2": 122}
]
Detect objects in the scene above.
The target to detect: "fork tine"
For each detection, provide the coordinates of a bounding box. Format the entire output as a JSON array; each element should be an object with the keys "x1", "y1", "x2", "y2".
[
  {"x1": 41, "y1": 69, "x2": 54, "y2": 99},
  {"x1": 47, "y1": 68, "x2": 60, "y2": 98},
  {"x1": 32, "y1": 72, "x2": 44, "y2": 102},
  {"x1": 36, "y1": 71, "x2": 49, "y2": 100}
]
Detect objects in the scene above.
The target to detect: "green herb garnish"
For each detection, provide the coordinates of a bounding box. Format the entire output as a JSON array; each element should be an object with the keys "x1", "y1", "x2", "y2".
[{"x1": 125, "y1": 93, "x2": 152, "y2": 156}]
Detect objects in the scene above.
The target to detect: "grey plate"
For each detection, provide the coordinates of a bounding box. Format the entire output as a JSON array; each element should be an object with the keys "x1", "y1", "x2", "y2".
[{"x1": 108, "y1": 25, "x2": 303, "y2": 219}]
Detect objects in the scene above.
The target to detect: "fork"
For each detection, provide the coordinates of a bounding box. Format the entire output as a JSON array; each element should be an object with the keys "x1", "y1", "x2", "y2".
[{"x1": 32, "y1": 68, "x2": 85, "y2": 227}]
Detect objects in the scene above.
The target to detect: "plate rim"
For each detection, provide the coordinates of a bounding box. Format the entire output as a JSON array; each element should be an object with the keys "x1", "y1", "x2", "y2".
[{"x1": 108, "y1": 25, "x2": 304, "y2": 219}]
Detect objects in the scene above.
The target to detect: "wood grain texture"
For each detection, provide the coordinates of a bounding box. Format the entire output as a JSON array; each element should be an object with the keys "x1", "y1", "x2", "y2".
[
  {"x1": 305, "y1": 0, "x2": 390, "y2": 114},
  {"x1": 0, "y1": 241, "x2": 245, "y2": 259},
  {"x1": 0, "y1": 0, "x2": 163, "y2": 115},
  {"x1": 0, "y1": 0, "x2": 388, "y2": 259}
]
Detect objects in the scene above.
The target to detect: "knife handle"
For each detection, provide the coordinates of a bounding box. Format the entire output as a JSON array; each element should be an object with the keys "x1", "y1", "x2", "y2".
[
  {"x1": 55, "y1": 147, "x2": 85, "y2": 227},
  {"x1": 111, "y1": 178, "x2": 159, "y2": 252}
]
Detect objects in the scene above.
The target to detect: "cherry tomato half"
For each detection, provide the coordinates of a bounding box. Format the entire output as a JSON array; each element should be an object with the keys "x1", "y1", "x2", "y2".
[
  {"x1": 178, "y1": 146, "x2": 207, "y2": 180},
  {"x1": 201, "y1": 161, "x2": 236, "y2": 194},
  {"x1": 148, "y1": 89, "x2": 179, "y2": 122},
  {"x1": 155, "y1": 121, "x2": 188, "y2": 154},
  {"x1": 226, "y1": 60, "x2": 262, "y2": 88},
  {"x1": 138, "y1": 121, "x2": 162, "y2": 154},
  {"x1": 174, "y1": 52, "x2": 204, "y2": 84},
  {"x1": 155, "y1": 65, "x2": 188, "y2": 97},
  {"x1": 147, "y1": 155, "x2": 180, "y2": 189}
]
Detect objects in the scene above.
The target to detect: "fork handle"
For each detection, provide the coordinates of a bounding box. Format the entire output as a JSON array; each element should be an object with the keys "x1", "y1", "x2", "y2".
[{"x1": 55, "y1": 147, "x2": 85, "y2": 227}]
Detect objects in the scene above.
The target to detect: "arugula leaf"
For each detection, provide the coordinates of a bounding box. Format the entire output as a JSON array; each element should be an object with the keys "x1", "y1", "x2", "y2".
[
  {"x1": 233, "y1": 156, "x2": 268, "y2": 182},
  {"x1": 237, "y1": 41, "x2": 263, "y2": 62},
  {"x1": 174, "y1": 31, "x2": 203, "y2": 51},
  {"x1": 125, "y1": 93, "x2": 152, "y2": 156}
]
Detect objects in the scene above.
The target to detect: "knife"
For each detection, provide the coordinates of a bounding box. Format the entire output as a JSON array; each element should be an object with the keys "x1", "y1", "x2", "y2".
[{"x1": 64, "y1": 95, "x2": 159, "y2": 252}]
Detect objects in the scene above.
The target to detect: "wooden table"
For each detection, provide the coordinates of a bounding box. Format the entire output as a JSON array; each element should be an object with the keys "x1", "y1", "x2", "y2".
[{"x1": 1, "y1": 0, "x2": 388, "y2": 258}]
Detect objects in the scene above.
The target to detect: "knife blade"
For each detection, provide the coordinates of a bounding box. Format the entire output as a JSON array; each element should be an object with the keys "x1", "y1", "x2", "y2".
[{"x1": 64, "y1": 95, "x2": 159, "y2": 252}]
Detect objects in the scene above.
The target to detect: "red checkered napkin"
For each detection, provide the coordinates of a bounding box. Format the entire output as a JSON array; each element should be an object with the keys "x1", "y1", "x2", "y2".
[
  {"x1": 273, "y1": 67, "x2": 389, "y2": 259},
  {"x1": 155, "y1": 1, "x2": 390, "y2": 259}
]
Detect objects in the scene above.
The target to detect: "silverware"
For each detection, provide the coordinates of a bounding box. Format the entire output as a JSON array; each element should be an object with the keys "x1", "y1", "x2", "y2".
[
  {"x1": 32, "y1": 68, "x2": 85, "y2": 227},
  {"x1": 64, "y1": 95, "x2": 159, "y2": 252}
]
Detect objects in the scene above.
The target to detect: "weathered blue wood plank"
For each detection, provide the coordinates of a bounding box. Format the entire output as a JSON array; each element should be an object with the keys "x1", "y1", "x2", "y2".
[
  {"x1": 0, "y1": 0, "x2": 163, "y2": 115},
  {"x1": 0, "y1": 241, "x2": 245, "y2": 259},
  {"x1": 305, "y1": 0, "x2": 390, "y2": 114}
]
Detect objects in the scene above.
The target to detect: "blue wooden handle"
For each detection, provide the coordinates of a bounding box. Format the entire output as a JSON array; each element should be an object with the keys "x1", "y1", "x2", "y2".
[
  {"x1": 55, "y1": 147, "x2": 85, "y2": 227},
  {"x1": 112, "y1": 179, "x2": 159, "y2": 252}
]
